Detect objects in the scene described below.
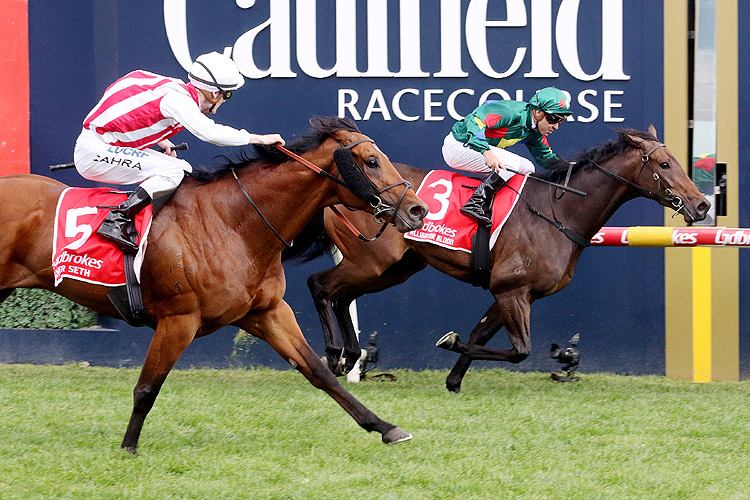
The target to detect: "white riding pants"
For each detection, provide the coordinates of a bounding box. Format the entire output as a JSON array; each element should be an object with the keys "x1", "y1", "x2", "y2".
[
  {"x1": 441, "y1": 133, "x2": 535, "y2": 181},
  {"x1": 74, "y1": 129, "x2": 193, "y2": 199}
]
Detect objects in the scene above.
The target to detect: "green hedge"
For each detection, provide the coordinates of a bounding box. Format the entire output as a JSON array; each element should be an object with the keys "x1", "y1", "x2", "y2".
[{"x1": 0, "y1": 289, "x2": 98, "y2": 329}]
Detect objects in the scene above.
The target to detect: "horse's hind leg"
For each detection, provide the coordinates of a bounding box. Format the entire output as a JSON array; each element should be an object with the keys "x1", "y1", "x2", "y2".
[
  {"x1": 444, "y1": 302, "x2": 504, "y2": 393},
  {"x1": 241, "y1": 302, "x2": 411, "y2": 444},
  {"x1": 438, "y1": 291, "x2": 532, "y2": 364},
  {"x1": 121, "y1": 314, "x2": 200, "y2": 454}
]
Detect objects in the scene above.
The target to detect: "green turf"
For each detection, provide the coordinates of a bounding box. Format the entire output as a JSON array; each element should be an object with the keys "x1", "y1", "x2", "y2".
[{"x1": 1, "y1": 365, "x2": 748, "y2": 500}]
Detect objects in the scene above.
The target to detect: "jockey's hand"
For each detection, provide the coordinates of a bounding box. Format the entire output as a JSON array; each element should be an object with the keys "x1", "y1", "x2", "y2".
[
  {"x1": 250, "y1": 134, "x2": 286, "y2": 147},
  {"x1": 157, "y1": 140, "x2": 178, "y2": 157},
  {"x1": 482, "y1": 150, "x2": 506, "y2": 174}
]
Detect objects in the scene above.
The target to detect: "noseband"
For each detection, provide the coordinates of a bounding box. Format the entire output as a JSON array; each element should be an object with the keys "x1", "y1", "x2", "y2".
[
  {"x1": 333, "y1": 138, "x2": 412, "y2": 227},
  {"x1": 591, "y1": 142, "x2": 687, "y2": 216}
]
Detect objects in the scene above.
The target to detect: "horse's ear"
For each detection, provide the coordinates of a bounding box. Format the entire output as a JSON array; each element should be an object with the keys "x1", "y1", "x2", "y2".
[
  {"x1": 647, "y1": 124, "x2": 658, "y2": 140},
  {"x1": 623, "y1": 132, "x2": 644, "y2": 147}
]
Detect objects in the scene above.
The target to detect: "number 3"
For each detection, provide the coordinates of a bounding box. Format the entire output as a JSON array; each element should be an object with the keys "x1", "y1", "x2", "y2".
[{"x1": 425, "y1": 179, "x2": 453, "y2": 221}]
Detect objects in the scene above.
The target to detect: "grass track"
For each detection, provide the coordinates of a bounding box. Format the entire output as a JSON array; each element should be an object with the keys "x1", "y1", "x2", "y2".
[{"x1": 1, "y1": 364, "x2": 749, "y2": 500}]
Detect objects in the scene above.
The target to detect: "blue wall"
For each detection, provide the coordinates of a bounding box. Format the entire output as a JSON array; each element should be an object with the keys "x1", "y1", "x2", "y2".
[{"x1": 23, "y1": 1, "x2": 706, "y2": 375}]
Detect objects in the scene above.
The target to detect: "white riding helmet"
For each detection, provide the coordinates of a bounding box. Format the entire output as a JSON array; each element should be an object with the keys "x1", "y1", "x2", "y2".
[{"x1": 188, "y1": 52, "x2": 245, "y2": 93}]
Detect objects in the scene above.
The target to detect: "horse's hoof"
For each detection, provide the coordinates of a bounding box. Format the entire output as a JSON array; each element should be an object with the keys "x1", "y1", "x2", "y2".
[
  {"x1": 382, "y1": 427, "x2": 413, "y2": 444},
  {"x1": 322, "y1": 356, "x2": 346, "y2": 377},
  {"x1": 435, "y1": 331, "x2": 459, "y2": 350},
  {"x1": 331, "y1": 361, "x2": 347, "y2": 377},
  {"x1": 122, "y1": 445, "x2": 138, "y2": 456}
]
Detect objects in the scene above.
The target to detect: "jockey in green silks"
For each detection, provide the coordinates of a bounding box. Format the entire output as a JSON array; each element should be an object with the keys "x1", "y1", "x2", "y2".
[{"x1": 442, "y1": 87, "x2": 573, "y2": 224}]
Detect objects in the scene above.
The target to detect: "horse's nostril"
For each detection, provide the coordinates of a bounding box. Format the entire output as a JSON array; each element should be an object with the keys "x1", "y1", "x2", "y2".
[
  {"x1": 698, "y1": 202, "x2": 710, "y2": 214},
  {"x1": 410, "y1": 204, "x2": 427, "y2": 221}
]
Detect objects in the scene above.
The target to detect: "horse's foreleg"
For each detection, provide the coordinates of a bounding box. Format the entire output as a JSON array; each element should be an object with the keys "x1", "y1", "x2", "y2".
[
  {"x1": 242, "y1": 302, "x2": 411, "y2": 444},
  {"x1": 308, "y1": 270, "x2": 349, "y2": 375},
  {"x1": 309, "y1": 252, "x2": 426, "y2": 375},
  {"x1": 438, "y1": 292, "x2": 532, "y2": 364},
  {"x1": 331, "y1": 294, "x2": 363, "y2": 374},
  {"x1": 335, "y1": 253, "x2": 427, "y2": 373},
  {"x1": 444, "y1": 302, "x2": 504, "y2": 393},
  {"x1": 121, "y1": 314, "x2": 200, "y2": 454}
]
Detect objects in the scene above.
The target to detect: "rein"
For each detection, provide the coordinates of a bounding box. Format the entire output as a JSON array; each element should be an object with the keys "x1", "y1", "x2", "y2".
[
  {"x1": 522, "y1": 142, "x2": 686, "y2": 248},
  {"x1": 230, "y1": 139, "x2": 405, "y2": 247},
  {"x1": 277, "y1": 139, "x2": 408, "y2": 241}
]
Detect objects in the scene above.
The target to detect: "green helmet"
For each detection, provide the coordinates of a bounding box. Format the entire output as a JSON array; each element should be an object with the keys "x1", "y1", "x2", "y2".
[{"x1": 529, "y1": 87, "x2": 572, "y2": 116}]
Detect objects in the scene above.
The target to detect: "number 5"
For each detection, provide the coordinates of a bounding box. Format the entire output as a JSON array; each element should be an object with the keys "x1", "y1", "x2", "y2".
[{"x1": 65, "y1": 206, "x2": 99, "y2": 250}]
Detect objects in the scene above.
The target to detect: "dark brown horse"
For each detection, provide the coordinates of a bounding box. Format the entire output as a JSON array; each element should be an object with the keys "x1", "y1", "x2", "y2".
[
  {"x1": 303, "y1": 126, "x2": 709, "y2": 392},
  {"x1": 0, "y1": 117, "x2": 428, "y2": 452}
]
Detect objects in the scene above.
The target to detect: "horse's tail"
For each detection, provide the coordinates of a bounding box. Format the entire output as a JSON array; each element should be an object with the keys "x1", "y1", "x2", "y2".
[{"x1": 282, "y1": 210, "x2": 333, "y2": 264}]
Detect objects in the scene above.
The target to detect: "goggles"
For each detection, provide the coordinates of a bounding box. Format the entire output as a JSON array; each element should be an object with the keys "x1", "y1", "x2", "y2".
[
  {"x1": 544, "y1": 113, "x2": 566, "y2": 124},
  {"x1": 189, "y1": 61, "x2": 236, "y2": 100}
]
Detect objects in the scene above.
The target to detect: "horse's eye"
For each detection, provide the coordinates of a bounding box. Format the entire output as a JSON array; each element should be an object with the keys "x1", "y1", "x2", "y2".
[
  {"x1": 365, "y1": 157, "x2": 379, "y2": 169},
  {"x1": 659, "y1": 162, "x2": 670, "y2": 169}
]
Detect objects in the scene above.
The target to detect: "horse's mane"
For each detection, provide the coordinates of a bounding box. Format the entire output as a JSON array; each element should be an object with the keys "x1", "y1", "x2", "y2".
[
  {"x1": 540, "y1": 128, "x2": 657, "y2": 183},
  {"x1": 191, "y1": 116, "x2": 361, "y2": 183}
]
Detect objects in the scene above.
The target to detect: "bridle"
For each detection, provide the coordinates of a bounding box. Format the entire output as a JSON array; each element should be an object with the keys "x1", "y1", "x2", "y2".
[
  {"x1": 230, "y1": 137, "x2": 411, "y2": 247},
  {"x1": 329, "y1": 137, "x2": 413, "y2": 227},
  {"x1": 525, "y1": 141, "x2": 693, "y2": 248},
  {"x1": 590, "y1": 142, "x2": 688, "y2": 217}
]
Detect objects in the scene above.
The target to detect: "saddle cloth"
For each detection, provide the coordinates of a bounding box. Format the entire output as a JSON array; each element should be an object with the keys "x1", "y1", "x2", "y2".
[
  {"x1": 404, "y1": 170, "x2": 527, "y2": 253},
  {"x1": 52, "y1": 187, "x2": 153, "y2": 287}
]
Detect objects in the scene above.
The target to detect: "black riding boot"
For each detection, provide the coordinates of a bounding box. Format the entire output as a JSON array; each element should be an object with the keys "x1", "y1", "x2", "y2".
[
  {"x1": 97, "y1": 187, "x2": 151, "y2": 251},
  {"x1": 460, "y1": 172, "x2": 506, "y2": 224}
]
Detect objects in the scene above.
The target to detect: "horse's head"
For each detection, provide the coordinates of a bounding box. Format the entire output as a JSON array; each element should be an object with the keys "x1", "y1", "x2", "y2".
[
  {"x1": 619, "y1": 125, "x2": 710, "y2": 223},
  {"x1": 326, "y1": 127, "x2": 427, "y2": 233}
]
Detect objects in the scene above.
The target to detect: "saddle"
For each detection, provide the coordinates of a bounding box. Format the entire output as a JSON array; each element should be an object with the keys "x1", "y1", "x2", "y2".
[
  {"x1": 53, "y1": 187, "x2": 156, "y2": 328},
  {"x1": 405, "y1": 170, "x2": 527, "y2": 289}
]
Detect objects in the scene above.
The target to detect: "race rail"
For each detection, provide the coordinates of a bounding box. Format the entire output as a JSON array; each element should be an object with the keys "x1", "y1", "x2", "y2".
[{"x1": 590, "y1": 227, "x2": 750, "y2": 247}]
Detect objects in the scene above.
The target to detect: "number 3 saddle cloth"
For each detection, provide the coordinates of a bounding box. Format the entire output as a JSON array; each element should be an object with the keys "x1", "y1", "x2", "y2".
[{"x1": 404, "y1": 170, "x2": 527, "y2": 253}]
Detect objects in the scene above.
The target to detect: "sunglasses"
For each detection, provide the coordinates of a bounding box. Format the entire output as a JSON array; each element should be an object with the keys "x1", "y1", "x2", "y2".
[{"x1": 544, "y1": 113, "x2": 565, "y2": 124}]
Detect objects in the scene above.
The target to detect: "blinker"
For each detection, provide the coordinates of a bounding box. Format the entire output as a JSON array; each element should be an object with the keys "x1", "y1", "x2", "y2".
[{"x1": 333, "y1": 147, "x2": 377, "y2": 202}]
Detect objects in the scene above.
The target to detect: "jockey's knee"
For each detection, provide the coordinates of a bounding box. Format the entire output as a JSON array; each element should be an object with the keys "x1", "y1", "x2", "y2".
[
  {"x1": 517, "y1": 158, "x2": 535, "y2": 175},
  {"x1": 140, "y1": 171, "x2": 185, "y2": 200}
]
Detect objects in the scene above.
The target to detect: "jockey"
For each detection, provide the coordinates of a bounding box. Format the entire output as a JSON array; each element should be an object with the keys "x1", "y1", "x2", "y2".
[
  {"x1": 74, "y1": 51, "x2": 285, "y2": 250},
  {"x1": 442, "y1": 87, "x2": 573, "y2": 224}
]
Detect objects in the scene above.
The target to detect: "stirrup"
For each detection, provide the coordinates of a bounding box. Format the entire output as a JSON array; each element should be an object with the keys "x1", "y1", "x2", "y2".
[
  {"x1": 97, "y1": 220, "x2": 138, "y2": 251},
  {"x1": 460, "y1": 205, "x2": 491, "y2": 224}
]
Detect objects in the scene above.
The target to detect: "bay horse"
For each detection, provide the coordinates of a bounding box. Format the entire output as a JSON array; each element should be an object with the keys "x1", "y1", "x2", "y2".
[
  {"x1": 302, "y1": 126, "x2": 709, "y2": 392},
  {"x1": 0, "y1": 116, "x2": 428, "y2": 452}
]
